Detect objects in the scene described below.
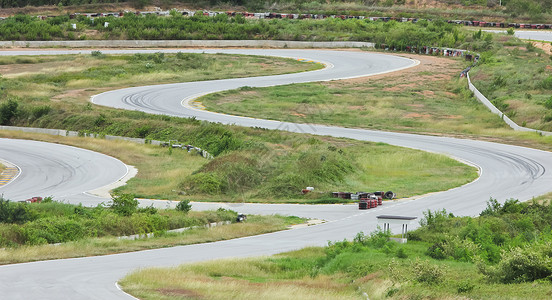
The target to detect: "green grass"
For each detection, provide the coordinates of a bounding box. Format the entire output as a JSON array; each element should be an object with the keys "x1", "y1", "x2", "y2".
[
  {"x1": 121, "y1": 242, "x2": 552, "y2": 300},
  {"x1": 200, "y1": 54, "x2": 507, "y2": 134},
  {"x1": 469, "y1": 36, "x2": 552, "y2": 132},
  {"x1": 121, "y1": 197, "x2": 552, "y2": 300}
]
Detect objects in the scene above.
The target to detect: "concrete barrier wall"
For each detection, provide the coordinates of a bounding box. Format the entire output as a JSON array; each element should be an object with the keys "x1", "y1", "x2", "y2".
[
  {"x1": 0, "y1": 125, "x2": 156, "y2": 142},
  {"x1": 0, "y1": 40, "x2": 374, "y2": 49},
  {"x1": 467, "y1": 73, "x2": 552, "y2": 136},
  {"x1": 0, "y1": 125, "x2": 219, "y2": 157}
]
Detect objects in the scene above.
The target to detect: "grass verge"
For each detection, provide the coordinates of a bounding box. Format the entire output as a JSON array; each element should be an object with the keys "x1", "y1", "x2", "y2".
[{"x1": 121, "y1": 195, "x2": 552, "y2": 300}]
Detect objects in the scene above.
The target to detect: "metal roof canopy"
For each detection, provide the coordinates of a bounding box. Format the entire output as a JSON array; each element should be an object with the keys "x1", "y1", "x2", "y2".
[{"x1": 377, "y1": 215, "x2": 418, "y2": 240}]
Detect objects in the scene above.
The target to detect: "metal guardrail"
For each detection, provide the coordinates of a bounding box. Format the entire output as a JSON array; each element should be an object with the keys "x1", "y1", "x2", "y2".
[{"x1": 467, "y1": 73, "x2": 552, "y2": 136}]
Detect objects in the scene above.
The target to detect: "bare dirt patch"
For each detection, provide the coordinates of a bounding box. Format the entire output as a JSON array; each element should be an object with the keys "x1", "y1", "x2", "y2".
[
  {"x1": 533, "y1": 42, "x2": 552, "y2": 55},
  {"x1": 404, "y1": 113, "x2": 431, "y2": 118},
  {"x1": 324, "y1": 53, "x2": 458, "y2": 88},
  {"x1": 421, "y1": 90, "x2": 435, "y2": 97}
]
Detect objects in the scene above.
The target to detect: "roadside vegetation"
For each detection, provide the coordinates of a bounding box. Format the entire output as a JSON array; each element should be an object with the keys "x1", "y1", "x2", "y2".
[
  {"x1": 121, "y1": 195, "x2": 552, "y2": 299},
  {"x1": 0, "y1": 196, "x2": 305, "y2": 264},
  {"x1": 469, "y1": 36, "x2": 552, "y2": 132},
  {"x1": 1, "y1": 0, "x2": 551, "y2": 23},
  {"x1": 0, "y1": 13, "x2": 474, "y2": 47}
]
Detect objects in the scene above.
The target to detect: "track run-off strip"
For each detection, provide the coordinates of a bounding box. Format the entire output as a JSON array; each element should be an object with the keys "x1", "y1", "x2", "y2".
[{"x1": 0, "y1": 160, "x2": 20, "y2": 187}]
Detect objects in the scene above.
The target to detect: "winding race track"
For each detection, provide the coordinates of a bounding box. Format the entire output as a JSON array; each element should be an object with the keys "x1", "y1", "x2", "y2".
[
  {"x1": 1, "y1": 49, "x2": 552, "y2": 299},
  {"x1": 0, "y1": 138, "x2": 129, "y2": 203}
]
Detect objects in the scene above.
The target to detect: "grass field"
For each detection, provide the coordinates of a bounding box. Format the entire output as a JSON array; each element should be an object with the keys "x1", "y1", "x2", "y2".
[
  {"x1": 201, "y1": 53, "x2": 503, "y2": 135},
  {"x1": 121, "y1": 196, "x2": 552, "y2": 300}
]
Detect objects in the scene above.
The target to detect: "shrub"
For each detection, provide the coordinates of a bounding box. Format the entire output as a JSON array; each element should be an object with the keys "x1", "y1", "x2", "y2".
[
  {"x1": 396, "y1": 247, "x2": 408, "y2": 259},
  {"x1": 419, "y1": 209, "x2": 454, "y2": 231},
  {"x1": 22, "y1": 217, "x2": 86, "y2": 245},
  {"x1": 215, "y1": 207, "x2": 237, "y2": 221},
  {"x1": 544, "y1": 96, "x2": 552, "y2": 109},
  {"x1": 110, "y1": 194, "x2": 138, "y2": 216},
  {"x1": 481, "y1": 245, "x2": 552, "y2": 283},
  {"x1": 183, "y1": 173, "x2": 227, "y2": 195},
  {"x1": 0, "y1": 99, "x2": 19, "y2": 125},
  {"x1": 456, "y1": 280, "x2": 475, "y2": 293},
  {"x1": 0, "y1": 199, "x2": 36, "y2": 224},
  {"x1": 91, "y1": 50, "x2": 104, "y2": 58},
  {"x1": 176, "y1": 200, "x2": 192, "y2": 213},
  {"x1": 137, "y1": 205, "x2": 158, "y2": 215},
  {"x1": 412, "y1": 258, "x2": 445, "y2": 284}
]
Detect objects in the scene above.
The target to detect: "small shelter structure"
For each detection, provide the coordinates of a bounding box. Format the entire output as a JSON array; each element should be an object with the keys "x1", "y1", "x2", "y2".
[{"x1": 376, "y1": 215, "x2": 417, "y2": 244}]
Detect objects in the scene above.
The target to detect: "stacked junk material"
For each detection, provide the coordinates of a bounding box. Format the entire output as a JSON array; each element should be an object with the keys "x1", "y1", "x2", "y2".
[{"x1": 332, "y1": 191, "x2": 395, "y2": 210}]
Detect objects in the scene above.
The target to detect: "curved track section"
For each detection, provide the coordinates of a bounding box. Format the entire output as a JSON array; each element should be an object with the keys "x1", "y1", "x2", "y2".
[
  {"x1": 1, "y1": 49, "x2": 552, "y2": 299},
  {"x1": 0, "y1": 138, "x2": 129, "y2": 203}
]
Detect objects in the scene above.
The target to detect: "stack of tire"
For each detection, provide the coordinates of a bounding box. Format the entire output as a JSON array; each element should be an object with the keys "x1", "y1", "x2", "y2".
[{"x1": 358, "y1": 191, "x2": 395, "y2": 210}]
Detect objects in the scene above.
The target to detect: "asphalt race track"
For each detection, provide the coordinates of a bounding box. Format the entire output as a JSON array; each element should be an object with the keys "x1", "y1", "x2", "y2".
[
  {"x1": 1, "y1": 49, "x2": 552, "y2": 299},
  {"x1": 0, "y1": 138, "x2": 129, "y2": 203}
]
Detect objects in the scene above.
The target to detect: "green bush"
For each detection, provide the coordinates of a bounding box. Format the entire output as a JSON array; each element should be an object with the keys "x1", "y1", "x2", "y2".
[
  {"x1": 0, "y1": 98, "x2": 19, "y2": 125},
  {"x1": 396, "y1": 247, "x2": 408, "y2": 259},
  {"x1": 183, "y1": 173, "x2": 227, "y2": 194},
  {"x1": 91, "y1": 50, "x2": 104, "y2": 58},
  {"x1": 544, "y1": 96, "x2": 552, "y2": 109},
  {"x1": 0, "y1": 199, "x2": 36, "y2": 224},
  {"x1": 22, "y1": 217, "x2": 86, "y2": 245},
  {"x1": 412, "y1": 258, "x2": 445, "y2": 284},
  {"x1": 110, "y1": 194, "x2": 138, "y2": 216},
  {"x1": 176, "y1": 200, "x2": 192, "y2": 213},
  {"x1": 456, "y1": 280, "x2": 475, "y2": 293},
  {"x1": 419, "y1": 209, "x2": 454, "y2": 232},
  {"x1": 479, "y1": 245, "x2": 552, "y2": 283}
]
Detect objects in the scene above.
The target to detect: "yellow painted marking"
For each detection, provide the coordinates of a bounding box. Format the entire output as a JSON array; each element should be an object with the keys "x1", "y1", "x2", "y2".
[{"x1": 0, "y1": 167, "x2": 18, "y2": 187}]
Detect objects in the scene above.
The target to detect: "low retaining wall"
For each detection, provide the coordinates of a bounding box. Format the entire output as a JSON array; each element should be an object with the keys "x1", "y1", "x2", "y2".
[
  {"x1": 118, "y1": 220, "x2": 232, "y2": 240},
  {"x1": 0, "y1": 40, "x2": 375, "y2": 49},
  {"x1": 467, "y1": 73, "x2": 552, "y2": 136},
  {"x1": 0, "y1": 125, "x2": 215, "y2": 159},
  {"x1": 0, "y1": 125, "x2": 156, "y2": 144}
]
